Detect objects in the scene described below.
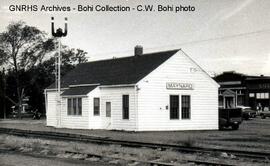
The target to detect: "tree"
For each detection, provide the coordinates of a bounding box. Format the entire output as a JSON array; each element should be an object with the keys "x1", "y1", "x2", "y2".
[
  {"x1": 0, "y1": 21, "x2": 55, "y2": 118},
  {"x1": 24, "y1": 47, "x2": 88, "y2": 114}
]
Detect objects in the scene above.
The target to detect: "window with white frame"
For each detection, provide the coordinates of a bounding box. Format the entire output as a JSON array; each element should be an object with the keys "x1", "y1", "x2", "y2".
[
  {"x1": 249, "y1": 93, "x2": 255, "y2": 97},
  {"x1": 122, "y1": 95, "x2": 129, "y2": 119},
  {"x1": 67, "y1": 98, "x2": 82, "y2": 115},
  {"x1": 181, "y1": 95, "x2": 191, "y2": 119},
  {"x1": 170, "y1": 95, "x2": 179, "y2": 119},
  {"x1": 93, "y1": 98, "x2": 100, "y2": 116},
  {"x1": 106, "y1": 102, "x2": 111, "y2": 117}
]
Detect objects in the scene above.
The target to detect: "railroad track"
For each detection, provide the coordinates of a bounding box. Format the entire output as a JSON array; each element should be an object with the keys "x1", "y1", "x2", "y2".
[
  {"x1": 0, "y1": 148, "x2": 234, "y2": 166},
  {"x1": 0, "y1": 127, "x2": 269, "y2": 161}
]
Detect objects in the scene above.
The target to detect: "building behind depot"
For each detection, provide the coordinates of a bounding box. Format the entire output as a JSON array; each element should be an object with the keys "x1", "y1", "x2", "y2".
[{"x1": 214, "y1": 71, "x2": 270, "y2": 111}]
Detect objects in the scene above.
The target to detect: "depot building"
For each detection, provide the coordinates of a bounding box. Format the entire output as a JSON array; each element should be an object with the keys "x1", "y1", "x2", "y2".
[{"x1": 45, "y1": 46, "x2": 219, "y2": 131}]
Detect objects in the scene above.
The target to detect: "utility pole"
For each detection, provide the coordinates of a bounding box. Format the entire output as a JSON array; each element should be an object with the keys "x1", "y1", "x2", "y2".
[{"x1": 51, "y1": 17, "x2": 68, "y2": 127}]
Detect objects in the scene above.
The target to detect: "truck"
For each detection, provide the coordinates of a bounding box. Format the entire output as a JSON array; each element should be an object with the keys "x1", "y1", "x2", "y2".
[
  {"x1": 219, "y1": 108, "x2": 243, "y2": 130},
  {"x1": 260, "y1": 110, "x2": 270, "y2": 119}
]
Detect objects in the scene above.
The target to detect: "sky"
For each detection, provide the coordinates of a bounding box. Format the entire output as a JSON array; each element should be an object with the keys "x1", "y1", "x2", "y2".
[{"x1": 0, "y1": 0, "x2": 270, "y2": 76}]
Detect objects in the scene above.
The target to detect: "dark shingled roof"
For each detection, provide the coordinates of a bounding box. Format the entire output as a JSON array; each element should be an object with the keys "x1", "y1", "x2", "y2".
[
  {"x1": 61, "y1": 86, "x2": 97, "y2": 96},
  {"x1": 47, "y1": 49, "x2": 179, "y2": 89}
]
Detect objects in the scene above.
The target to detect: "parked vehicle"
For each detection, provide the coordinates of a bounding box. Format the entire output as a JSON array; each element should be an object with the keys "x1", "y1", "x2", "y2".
[
  {"x1": 32, "y1": 109, "x2": 42, "y2": 120},
  {"x1": 219, "y1": 108, "x2": 243, "y2": 130},
  {"x1": 237, "y1": 106, "x2": 257, "y2": 120},
  {"x1": 260, "y1": 110, "x2": 270, "y2": 119},
  {"x1": 9, "y1": 106, "x2": 37, "y2": 119}
]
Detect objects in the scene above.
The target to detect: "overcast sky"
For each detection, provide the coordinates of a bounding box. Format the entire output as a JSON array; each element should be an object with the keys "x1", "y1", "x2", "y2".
[{"x1": 1, "y1": 0, "x2": 270, "y2": 76}]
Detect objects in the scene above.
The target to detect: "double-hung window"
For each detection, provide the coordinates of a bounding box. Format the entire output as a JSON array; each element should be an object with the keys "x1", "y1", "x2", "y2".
[
  {"x1": 122, "y1": 95, "x2": 129, "y2": 119},
  {"x1": 106, "y1": 102, "x2": 111, "y2": 117},
  {"x1": 169, "y1": 95, "x2": 191, "y2": 119},
  {"x1": 181, "y1": 95, "x2": 191, "y2": 119},
  {"x1": 170, "y1": 95, "x2": 179, "y2": 119},
  {"x1": 94, "y1": 98, "x2": 100, "y2": 116},
  {"x1": 67, "y1": 98, "x2": 82, "y2": 115}
]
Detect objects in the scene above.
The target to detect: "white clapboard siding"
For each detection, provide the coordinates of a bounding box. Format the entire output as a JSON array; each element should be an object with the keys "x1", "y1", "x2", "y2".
[
  {"x1": 100, "y1": 87, "x2": 136, "y2": 131},
  {"x1": 60, "y1": 96, "x2": 89, "y2": 129},
  {"x1": 46, "y1": 91, "x2": 58, "y2": 126},
  {"x1": 136, "y1": 50, "x2": 219, "y2": 131},
  {"x1": 88, "y1": 87, "x2": 103, "y2": 129}
]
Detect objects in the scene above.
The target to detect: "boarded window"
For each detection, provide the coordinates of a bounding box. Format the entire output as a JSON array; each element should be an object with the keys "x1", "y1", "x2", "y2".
[
  {"x1": 106, "y1": 102, "x2": 111, "y2": 117},
  {"x1": 170, "y1": 95, "x2": 179, "y2": 119},
  {"x1": 67, "y1": 98, "x2": 82, "y2": 115},
  {"x1": 122, "y1": 95, "x2": 129, "y2": 119},
  {"x1": 94, "y1": 98, "x2": 100, "y2": 115},
  {"x1": 181, "y1": 95, "x2": 191, "y2": 119}
]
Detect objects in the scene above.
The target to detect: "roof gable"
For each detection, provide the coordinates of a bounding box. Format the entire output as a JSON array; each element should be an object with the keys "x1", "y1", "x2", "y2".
[{"x1": 48, "y1": 49, "x2": 179, "y2": 89}]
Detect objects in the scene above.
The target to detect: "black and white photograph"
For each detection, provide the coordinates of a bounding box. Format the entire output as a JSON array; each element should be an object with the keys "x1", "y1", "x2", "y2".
[{"x1": 0, "y1": 0, "x2": 270, "y2": 165}]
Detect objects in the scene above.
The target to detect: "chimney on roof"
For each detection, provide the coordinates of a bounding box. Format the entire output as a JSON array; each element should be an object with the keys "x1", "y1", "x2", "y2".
[{"x1": 134, "y1": 45, "x2": 143, "y2": 56}]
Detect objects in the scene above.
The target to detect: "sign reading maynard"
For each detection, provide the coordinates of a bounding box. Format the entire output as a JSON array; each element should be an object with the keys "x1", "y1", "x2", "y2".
[{"x1": 166, "y1": 82, "x2": 193, "y2": 90}]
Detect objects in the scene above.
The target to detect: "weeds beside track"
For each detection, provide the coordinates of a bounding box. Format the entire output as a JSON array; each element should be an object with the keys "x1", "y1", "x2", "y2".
[{"x1": 0, "y1": 127, "x2": 269, "y2": 161}]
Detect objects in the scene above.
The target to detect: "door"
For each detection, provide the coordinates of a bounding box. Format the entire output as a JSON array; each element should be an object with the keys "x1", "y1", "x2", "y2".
[
  {"x1": 225, "y1": 96, "x2": 234, "y2": 108},
  {"x1": 105, "y1": 102, "x2": 111, "y2": 129}
]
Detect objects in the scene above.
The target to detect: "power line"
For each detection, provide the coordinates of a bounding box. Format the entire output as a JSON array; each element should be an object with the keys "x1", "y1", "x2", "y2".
[
  {"x1": 150, "y1": 28, "x2": 270, "y2": 50},
  {"x1": 85, "y1": 28, "x2": 270, "y2": 58}
]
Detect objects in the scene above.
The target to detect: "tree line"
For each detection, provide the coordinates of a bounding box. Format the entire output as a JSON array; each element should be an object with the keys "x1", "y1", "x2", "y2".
[{"x1": 0, "y1": 21, "x2": 88, "y2": 118}]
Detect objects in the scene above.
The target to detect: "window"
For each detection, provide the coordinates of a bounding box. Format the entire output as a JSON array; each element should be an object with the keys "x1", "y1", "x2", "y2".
[
  {"x1": 249, "y1": 93, "x2": 255, "y2": 97},
  {"x1": 78, "y1": 98, "x2": 82, "y2": 115},
  {"x1": 73, "y1": 98, "x2": 76, "y2": 114},
  {"x1": 93, "y1": 98, "x2": 100, "y2": 116},
  {"x1": 181, "y1": 95, "x2": 191, "y2": 119},
  {"x1": 68, "y1": 99, "x2": 72, "y2": 115},
  {"x1": 67, "y1": 98, "x2": 82, "y2": 115},
  {"x1": 170, "y1": 95, "x2": 179, "y2": 119},
  {"x1": 106, "y1": 102, "x2": 111, "y2": 117},
  {"x1": 256, "y1": 93, "x2": 269, "y2": 99},
  {"x1": 122, "y1": 95, "x2": 129, "y2": 119}
]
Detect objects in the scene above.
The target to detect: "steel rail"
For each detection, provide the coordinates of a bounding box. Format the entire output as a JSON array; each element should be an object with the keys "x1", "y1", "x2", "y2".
[
  {"x1": 0, "y1": 148, "x2": 234, "y2": 166},
  {"x1": 0, "y1": 127, "x2": 269, "y2": 160}
]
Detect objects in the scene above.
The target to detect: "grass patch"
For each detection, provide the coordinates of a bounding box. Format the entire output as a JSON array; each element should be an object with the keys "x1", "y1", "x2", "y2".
[{"x1": 72, "y1": 143, "x2": 83, "y2": 152}]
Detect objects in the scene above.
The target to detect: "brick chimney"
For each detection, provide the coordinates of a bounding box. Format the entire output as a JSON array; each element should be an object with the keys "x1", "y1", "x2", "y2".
[{"x1": 134, "y1": 45, "x2": 143, "y2": 56}]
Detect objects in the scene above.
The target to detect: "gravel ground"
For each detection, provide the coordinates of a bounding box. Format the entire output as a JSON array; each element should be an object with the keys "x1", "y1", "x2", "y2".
[
  {"x1": 0, "y1": 151, "x2": 109, "y2": 166},
  {"x1": 1, "y1": 117, "x2": 270, "y2": 152},
  {"x1": 0, "y1": 134, "x2": 268, "y2": 166}
]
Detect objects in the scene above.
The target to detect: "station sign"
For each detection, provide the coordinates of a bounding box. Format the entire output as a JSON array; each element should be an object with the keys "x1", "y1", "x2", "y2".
[{"x1": 166, "y1": 82, "x2": 193, "y2": 90}]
